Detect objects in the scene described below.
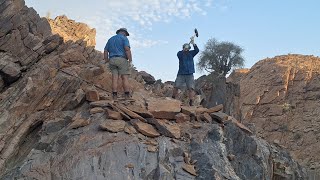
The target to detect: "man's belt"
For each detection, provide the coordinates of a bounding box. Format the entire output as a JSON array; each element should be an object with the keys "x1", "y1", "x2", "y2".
[{"x1": 111, "y1": 55, "x2": 126, "y2": 59}]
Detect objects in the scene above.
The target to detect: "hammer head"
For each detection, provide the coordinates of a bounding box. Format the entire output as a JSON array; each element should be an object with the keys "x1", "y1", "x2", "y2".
[{"x1": 194, "y1": 28, "x2": 199, "y2": 37}]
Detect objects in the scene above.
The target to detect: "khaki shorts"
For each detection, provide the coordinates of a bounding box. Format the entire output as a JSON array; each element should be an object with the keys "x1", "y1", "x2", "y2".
[{"x1": 109, "y1": 57, "x2": 131, "y2": 75}]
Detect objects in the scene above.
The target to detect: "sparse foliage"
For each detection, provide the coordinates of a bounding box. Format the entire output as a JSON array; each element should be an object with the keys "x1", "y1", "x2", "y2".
[{"x1": 197, "y1": 38, "x2": 245, "y2": 76}]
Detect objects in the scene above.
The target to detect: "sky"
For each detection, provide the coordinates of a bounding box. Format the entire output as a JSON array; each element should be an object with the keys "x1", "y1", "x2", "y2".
[{"x1": 25, "y1": 0, "x2": 320, "y2": 81}]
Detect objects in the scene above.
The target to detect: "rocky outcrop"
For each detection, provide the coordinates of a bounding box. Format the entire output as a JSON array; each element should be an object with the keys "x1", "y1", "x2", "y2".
[
  {"x1": 139, "y1": 70, "x2": 156, "y2": 84},
  {"x1": 0, "y1": 0, "x2": 59, "y2": 87},
  {"x1": 225, "y1": 69, "x2": 250, "y2": 119},
  {"x1": 1, "y1": 101, "x2": 306, "y2": 179},
  {"x1": 228, "y1": 54, "x2": 320, "y2": 171},
  {"x1": 195, "y1": 73, "x2": 227, "y2": 108},
  {"x1": 0, "y1": 0, "x2": 307, "y2": 179},
  {"x1": 48, "y1": 15, "x2": 96, "y2": 47}
]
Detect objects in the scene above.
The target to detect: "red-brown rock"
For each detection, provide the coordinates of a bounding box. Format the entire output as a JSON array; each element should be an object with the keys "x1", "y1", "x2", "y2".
[
  {"x1": 106, "y1": 109, "x2": 122, "y2": 120},
  {"x1": 147, "y1": 119, "x2": 181, "y2": 139},
  {"x1": 130, "y1": 119, "x2": 160, "y2": 137},
  {"x1": 175, "y1": 113, "x2": 190, "y2": 123},
  {"x1": 147, "y1": 97, "x2": 181, "y2": 119},
  {"x1": 86, "y1": 89, "x2": 100, "y2": 102},
  {"x1": 100, "y1": 120, "x2": 126, "y2": 133}
]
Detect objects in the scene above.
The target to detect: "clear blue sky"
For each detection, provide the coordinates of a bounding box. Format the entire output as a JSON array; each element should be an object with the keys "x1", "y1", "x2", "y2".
[{"x1": 25, "y1": 0, "x2": 320, "y2": 81}]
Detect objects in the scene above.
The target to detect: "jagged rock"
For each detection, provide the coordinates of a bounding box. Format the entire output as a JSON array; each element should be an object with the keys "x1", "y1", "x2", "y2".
[
  {"x1": 192, "y1": 123, "x2": 202, "y2": 129},
  {"x1": 184, "y1": 152, "x2": 192, "y2": 164},
  {"x1": 89, "y1": 100, "x2": 112, "y2": 108},
  {"x1": 139, "y1": 71, "x2": 156, "y2": 84},
  {"x1": 69, "y1": 114, "x2": 90, "y2": 129},
  {"x1": 116, "y1": 104, "x2": 147, "y2": 122},
  {"x1": 106, "y1": 109, "x2": 122, "y2": 120},
  {"x1": 181, "y1": 106, "x2": 196, "y2": 116},
  {"x1": 195, "y1": 115, "x2": 202, "y2": 122},
  {"x1": 48, "y1": 15, "x2": 96, "y2": 47},
  {"x1": 147, "y1": 97, "x2": 181, "y2": 119},
  {"x1": 200, "y1": 113, "x2": 212, "y2": 123},
  {"x1": 108, "y1": 103, "x2": 131, "y2": 120},
  {"x1": 195, "y1": 107, "x2": 208, "y2": 115},
  {"x1": 175, "y1": 113, "x2": 190, "y2": 123},
  {"x1": 182, "y1": 163, "x2": 197, "y2": 176},
  {"x1": 211, "y1": 112, "x2": 229, "y2": 123},
  {"x1": 63, "y1": 89, "x2": 85, "y2": 110},
  {"x1": 0, "y1": 53, "x2": 21, "y2": 84},
  {"x1": 147, "y1": 145, "x2": 158, "y2": 152},
  {"x1": 227, "y1": 118, "x2": 253, "y2": 135},
  {"x1": 98, "y1": 92, "x2": 110, "y2": 100},
  {"x1": 100, "y1": 120, "x2": 126, "y2": 133},
  {"x1": 144, "y1": 139, "x2": 158, "y2": 146},
  {"x1": 226, "y1": 55, "x2": 320, "y2": 168},
  {"x1": 130, "y1": 119, "x2": 160, "y2": 137},
  {"x1": 86, "y1": 89, "x2": 99, "y2": 102},
  {"x1": 89, "y1": 107, "x2": 104, "y2": 114},
  {"x1": 227, "y1": 154, "x2": 236, "y2": 161},
  {"x1": 124, "y1": 123, "x2": 137, "y2": 134},
  {"x1": 206, "y1": 104, "x2": 223, "y2": 114},
  {"x1": 147, "y1": 118, "x2": 181, "y2": 139},
  {"x1": 126, "y1": 105, "x2": 153, "y2": 118},
  {"x1": 43, "y1": 34, "x2": 63, "y2": 54}
]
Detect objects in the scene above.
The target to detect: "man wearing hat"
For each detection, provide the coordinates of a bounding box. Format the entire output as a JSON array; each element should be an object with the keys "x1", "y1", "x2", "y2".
[
  {"x1": 104, "y1": 28, "x2": 132, "y2": 100},
  {"x1": 172, "y1": 40, "x2": 199, "y2": 106}
]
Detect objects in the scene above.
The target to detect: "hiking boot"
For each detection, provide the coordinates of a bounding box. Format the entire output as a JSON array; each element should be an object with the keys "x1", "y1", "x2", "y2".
[{"x1": 124, "y1": 91, "x2": 131, "y2": 100}]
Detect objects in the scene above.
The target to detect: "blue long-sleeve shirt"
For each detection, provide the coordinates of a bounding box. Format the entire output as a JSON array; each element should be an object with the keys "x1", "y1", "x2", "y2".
[{"x1": 177, "y1": 44, "x2": 199, "y2": 75}]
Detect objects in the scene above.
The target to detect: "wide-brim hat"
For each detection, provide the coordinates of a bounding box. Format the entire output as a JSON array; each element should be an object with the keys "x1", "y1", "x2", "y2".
[{"x1": 116, "y1": 28, "x2": 130, "y2": 36}]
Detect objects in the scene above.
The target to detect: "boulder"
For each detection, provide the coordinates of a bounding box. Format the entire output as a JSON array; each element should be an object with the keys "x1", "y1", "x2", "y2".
[
  {"x1": 210, "y1": 112, "x2": 229, "y2": 123},
  {"x1": 124, "y1": 123, "x2": 137, "y2": 134},
  {"x1": 147, "y1": 97, "x2": 181, "y2": 119},
  {"x1": 106, "y1": 109, "x2": 122, "y2": 120},
  {"x1": 0, "y1": 55, "x2": 21, "y2": 84},
  {"x1": 86, "y1": 89, "x2": 99, "y2": 102},
  {"x1": 139, "y1": 71, "x2": 156, "y2": 84},
  {"x1": 116, "y1": 104, "x2": 147, "y2": 122},
  {"x1": 63, "y1": 89, "x2": 85, "y2": 110},
  {"x1": 100, "y1": 120, "x2": 126, "y2": 133},
  {"x1": 126, "y1": 105, "x2": 153, "y2": 118},
  {"x1": 147, "y1": 118, "x2": 181, "y2": 139},
  {"x1": 200, "y1": 113, "x2": 212, "y2": 123},
  {"x1": 181, "y1": 106, "x2": 196, "y2": 116},
  {"x1": 130, "y1": 119, "x2": 160, "y2": 137},
  {"x1": 175, "y1": 113, "x2": 190, "y2": 123},
  {"x1": 182, "y1": 164, "x2": 197, "y2": 176},
  {"x1": 89, "y1": 107, "x2": 104, "y2": 114},
  {"x1": 69, "y1": 116, "x2": 90, "y2": 129},
  {"x1": 206, "y1": 104, "x2": 223, "y2": 114}
]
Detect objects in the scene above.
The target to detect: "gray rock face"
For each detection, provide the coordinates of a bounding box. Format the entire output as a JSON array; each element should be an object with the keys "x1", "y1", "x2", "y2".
[{"x1": 0, "y1": 112, "x2": 306, "y2": 179}]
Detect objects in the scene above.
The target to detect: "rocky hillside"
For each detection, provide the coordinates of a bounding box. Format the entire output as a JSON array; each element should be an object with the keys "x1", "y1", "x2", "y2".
[
  {"x1": 47, "y1": 15, "x2": 96, "y2": 47},
  {"x1": 0, "y1": 0, "x2": 307, "y2": 179},
  {"x1": 227, "y1": 54, "x2": 320, "y2": 170}
]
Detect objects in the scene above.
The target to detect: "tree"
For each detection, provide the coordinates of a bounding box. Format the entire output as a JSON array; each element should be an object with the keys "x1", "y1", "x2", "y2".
[{"x1": 197, "y1": 38, "x2": 245, "y2": 77}]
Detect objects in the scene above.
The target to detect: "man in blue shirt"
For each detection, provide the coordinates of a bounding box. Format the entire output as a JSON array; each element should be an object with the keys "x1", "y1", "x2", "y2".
[
  {"x1": 104, "y1": 28, "x2": 132, "y2": 100},
  {"x1": 172, "y1": 40, "x2": 199, "y2": 106}
]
